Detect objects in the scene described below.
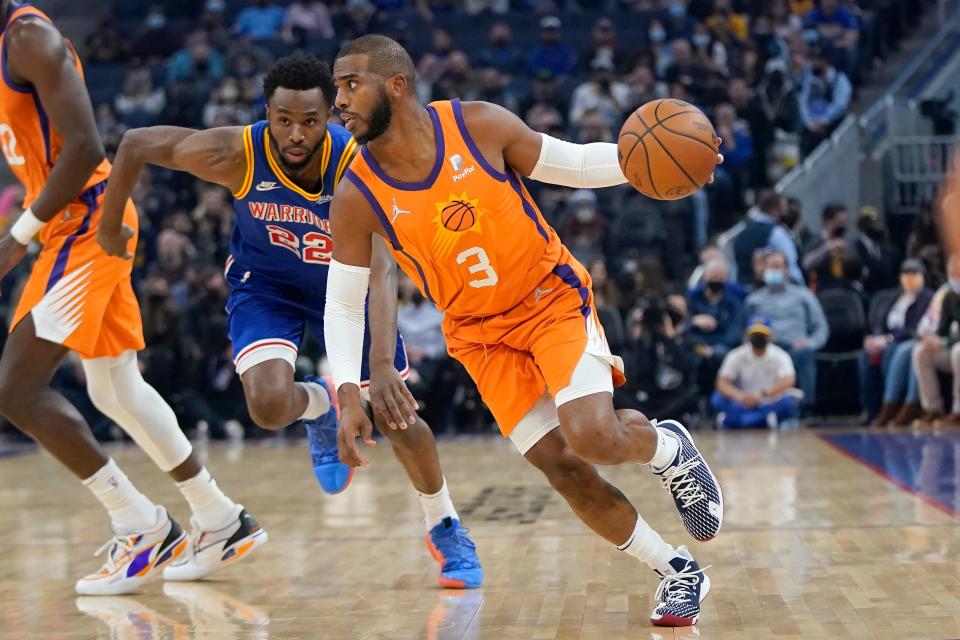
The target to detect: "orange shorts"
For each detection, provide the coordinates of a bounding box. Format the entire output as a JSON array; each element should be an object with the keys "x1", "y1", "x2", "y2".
[
  {"x1": 443, "y1": 250, "x2": 625, "y2": 438},
  {"x1": 10, "y1": 182, "x2": 144, "y2": 359}
]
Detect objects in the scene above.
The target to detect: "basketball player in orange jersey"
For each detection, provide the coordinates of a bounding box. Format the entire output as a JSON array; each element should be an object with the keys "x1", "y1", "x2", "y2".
[
  {"x1": 324, "y1": 35, "x2": 725, "y2": 627},
  {"x1": 0, "y1": 1, "x2": 265, "y2": 595}
]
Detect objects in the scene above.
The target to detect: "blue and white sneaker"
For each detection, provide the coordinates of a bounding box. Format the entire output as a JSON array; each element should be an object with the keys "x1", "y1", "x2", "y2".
[
  {"x1": 425, "y1": 517, "x2": 484, "y2": 589},
  {"x1": 304, "y1": 375, "x2": 353, "y2": 495},
  {"x1": 650, "y1": 546, "x2": 711, "y2": 627},
  {"x1": 651, "y1": 419, "x2": 724, "y2": 541}
]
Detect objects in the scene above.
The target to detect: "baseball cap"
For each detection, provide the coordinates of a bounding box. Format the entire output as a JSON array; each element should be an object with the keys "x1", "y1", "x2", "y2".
[
  {"x1": 900, "y1": 258, "x2": 925, "y2": 275},
  {"x1": 746, "y1": 313, "x2": 773, "y2": 336}
]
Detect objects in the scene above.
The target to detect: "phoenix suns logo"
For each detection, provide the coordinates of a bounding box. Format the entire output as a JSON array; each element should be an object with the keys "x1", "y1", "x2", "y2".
[{"x1": 432, "y1": 192, "x2": 486, "y2": 257}]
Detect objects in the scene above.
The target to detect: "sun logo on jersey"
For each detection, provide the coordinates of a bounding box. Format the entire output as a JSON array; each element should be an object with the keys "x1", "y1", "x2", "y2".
[{"x1": 432, "y1": 192, "x2": 485, "y2": 258}]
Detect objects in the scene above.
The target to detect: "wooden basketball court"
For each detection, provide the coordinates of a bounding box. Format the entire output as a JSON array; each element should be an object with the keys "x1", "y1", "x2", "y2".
[{"x1": 1, "y1": 428, "x2": 958, "y2": 639}]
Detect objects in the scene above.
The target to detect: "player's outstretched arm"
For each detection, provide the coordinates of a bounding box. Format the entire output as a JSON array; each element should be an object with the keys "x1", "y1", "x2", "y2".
[
  {"x1": 325, "y1": 178, "x2": 379, "y2": 467},
  {"x1": 99, "y1": 126, "x2": 246, "y2": 259}
]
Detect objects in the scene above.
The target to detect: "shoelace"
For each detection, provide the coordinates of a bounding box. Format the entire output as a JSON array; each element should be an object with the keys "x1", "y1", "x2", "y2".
[
  {"x1": 655, "y1": 564, "x2": 711, "y2": 605},
  {"x1": 434, "y1": 526, "x2": 480, "y2": 570},
  {"x1": 659, "y1": 457, "x2": 707, "y2": 509},
  {"x1": 93, "y1": 534, "x2": 137, "y2": 572}
]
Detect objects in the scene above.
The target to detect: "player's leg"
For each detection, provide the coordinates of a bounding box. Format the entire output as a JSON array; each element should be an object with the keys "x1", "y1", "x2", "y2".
[{"x1": 239, "y1": 359, "x2": 330, "y2": 431}]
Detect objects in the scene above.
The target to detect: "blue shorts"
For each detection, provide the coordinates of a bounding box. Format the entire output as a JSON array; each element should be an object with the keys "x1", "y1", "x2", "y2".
[{"x1": 225, "y1": 260, "x2": 408, "y2": 385}]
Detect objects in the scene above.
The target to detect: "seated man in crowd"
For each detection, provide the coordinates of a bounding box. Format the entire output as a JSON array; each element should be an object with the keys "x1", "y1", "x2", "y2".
[
  {"x1": 686, "y1": 258, "x2": 747, "y2": 393},
  {"x1": 712, "y1": 314, "x2": 800, "y2": 429},
  {"x1": 912, "y1": 255, "x2": 960, "y2": 428},
  {"x1": 860, "y1": 259, "x2": 932, "y2": 425},
  {"x1": 747, "y1": 250, "x2": 829, "y2": 410}
]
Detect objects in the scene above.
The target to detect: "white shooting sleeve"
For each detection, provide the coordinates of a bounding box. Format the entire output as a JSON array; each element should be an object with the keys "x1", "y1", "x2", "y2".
[
  {"x1": 527, "y1": 133, "x2": 628, "y2": 188},
  {"x1": 324, "y1": 259, "x2": 371, "y2": 390}
]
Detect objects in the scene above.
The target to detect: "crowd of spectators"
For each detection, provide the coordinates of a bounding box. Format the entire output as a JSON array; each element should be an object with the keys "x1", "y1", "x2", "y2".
[{"x1": 0, "y1": 0, "x2": 948, "y2": 442}]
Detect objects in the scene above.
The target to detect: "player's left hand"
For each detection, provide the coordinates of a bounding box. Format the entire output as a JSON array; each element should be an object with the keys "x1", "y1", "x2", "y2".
[
  {"x1": 97, "y1": 223, "x2": 135, "y2": 260},
  {"x1": 368, "y1": 364, "x2": 418, "y2": 430},
  {"x1": 0, "y1": 234, "x2": 28, "y2": 289},
  {"x1": 337, "y1": 402, "x2": 377, "y2": 468}
]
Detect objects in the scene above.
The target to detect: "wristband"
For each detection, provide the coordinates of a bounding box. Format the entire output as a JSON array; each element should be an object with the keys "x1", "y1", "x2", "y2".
[{"x1": 9, "y1": 207, "x2": 45, "y2": 245}]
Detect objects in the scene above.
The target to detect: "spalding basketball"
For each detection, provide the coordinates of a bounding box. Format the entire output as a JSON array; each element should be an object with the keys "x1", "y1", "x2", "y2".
[
  {"x1": 441, "y1": 200, "x2": 476, "y2": 231},
  {"x1": 617, "y1": 99, "x2": 718, "y2": 201}
]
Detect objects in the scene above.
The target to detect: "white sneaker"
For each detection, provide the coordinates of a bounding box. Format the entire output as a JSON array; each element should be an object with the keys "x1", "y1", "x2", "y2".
[
  {"x1": 75, "y1": 596, "x2": 168, "y2": 635},
  {"x1": 162, "y1": 506, "x2": 267, "y2": 581},
  {"x1": 163, "y1": 582, "x2": 270, "y2": 630},
  {"x1": 76, "y1": 507, "x2": 188, "y2": 596}
]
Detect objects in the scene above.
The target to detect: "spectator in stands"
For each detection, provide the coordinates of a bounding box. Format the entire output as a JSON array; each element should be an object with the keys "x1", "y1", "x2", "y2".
[
  {"x1": 906, "y1": 203, "x2": 945, "y2": 284},
  {"x1": 801, "y1": 203, "x2": 862, "y2": 292},
  {"x1": 528, "y1": 16, "x2": 576, "y2": 79},
  {"x1": 798, "y1": 49, "x2": 852, "y2": 155},
  {"x1": 782, "y1": 196, "x2": 814, "y2": 253},
  {"x1": 477, "y1": 68, "x2": 520, "y2": 114},
  {"x1": 577, "y1": 109, "x2": 615, "y2": 143},
  {"x1": 690, "y1": 21, "x2": 729, "y2": 78},
  {"x1": 861, "y1": 259, "x2": 933, "y2": 424},
  {"x1": 582, "y1": 17, "x2": 625, "y2": 74},
  {"x1": 478, "y1": 22, "x2": 523, "y2": 76},
  {"x1": 854, "y1": 206, "x2": 902, "y2": 295},
  {"x1": 714, "y1": 102, "x2": 754, "y2": 190},
  {"x1": 337, "y1": 0, "x2": 377, "y2": 40},
  {"x1": 234, "y1": 0, "x2": 286, "y2": 41},
  {"x1": 114, "y1": 66, "x2": 166, "y2": 129},
  {"x1": 559, "y1": 190, "x2": 606, "y2": 265},
  {"x1": 434, "y1": 52, "x2": 480, "y2": 101},
  {"x1": 747, "y1": 250, "x2": 829, "y2": 409},
  {"x1": 283, "y1": 0, "x2": 335, "y2": 47},
  {"x1": 96, "y1": 104, "x2": 127, "y2": 156},
  {"x1": 166, "y1": 30, "x2": 225, "y2": 87},
  {"x1": 133, "y1": 4, "x2": 180, "y2": 60},
  {"x1": 803, "y1": 0, "x2": 859, "y2": 76},
  {"x1": 569, "y1": 56, "x2": 630, "y2": 129},
  {"x1": 625, "y1": 62, "x2": 668, "y2": 111},
  {"x1": 712, "y1": 313, "x2": 800, "y2": 428},
  {"x1": 758, "y1": 59, "x2": 801, "y2": 137},
  {"x1": 727, "y1": 190, "x2": 803, "y2": 285},
  {"x1": 664, "y1": 0, "x2": 696, "y2": 40},
  {"x1": 589, "y1": 257, "x2": 622, "y2": 311},
  {"x1": 430, "y1": 27, "x2": 455, "y2": 66},
  {"x1": 912, "y1": 255, "x2": 960, "y2": 427},
  {"x1": 687, "y1": 258, "x2": 747, "y2": 393},
  {"x1": 465, "y1": 0, "x2": 509, "y2": 15},
  {"x1": 665, "y1": 39, "x2": 710, "y2": 103},
  {"x1": 85, "y1": 14, "x2": 130, "y2": 64}
]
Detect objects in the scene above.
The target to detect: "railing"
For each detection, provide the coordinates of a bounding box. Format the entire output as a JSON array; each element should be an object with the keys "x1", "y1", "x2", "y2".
[{"x1": 889, "y1": 135, "x2": 960, "y2": 213}]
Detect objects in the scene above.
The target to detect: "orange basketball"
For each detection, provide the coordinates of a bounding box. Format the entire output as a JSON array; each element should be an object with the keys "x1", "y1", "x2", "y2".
[{"x1": 617, "y1": 99, "x2": 718, "y2": 201}]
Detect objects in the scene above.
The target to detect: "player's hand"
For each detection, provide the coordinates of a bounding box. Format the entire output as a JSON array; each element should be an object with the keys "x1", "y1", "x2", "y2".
[
  {"x1": 337, "y1": 401, "x2": 377, "y2": 468},
  {"x1": 0, "y1": 234, "x2": 27, "y2": 286},
  {"x1": 368, "y1": 364, "x2": 418, "y2": 430},
  {"x1": 97, "y1": 223, "x2": 135, "y2": 260},
  {"x1": 706, "y1": 138, "x2": 724, "y2": 184}
]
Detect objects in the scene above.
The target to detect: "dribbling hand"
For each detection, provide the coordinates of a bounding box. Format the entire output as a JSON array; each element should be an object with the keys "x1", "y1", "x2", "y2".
[
  {"x1": 97, "y1": 224, "x2": 135, "y2": 260},
  {"x1": 337, "y1": 403, "x2": 377, "y2": 468}
]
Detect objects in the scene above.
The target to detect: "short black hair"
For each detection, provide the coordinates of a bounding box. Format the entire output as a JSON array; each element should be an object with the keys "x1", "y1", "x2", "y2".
[
  {"x1": 336, "y1": 35, "x2": 416, "y2": 82},
  {"x1": 822, "y1": 203, "x2": 847, "y2": 223},
  {"x1": 262, "y1": 53, "x2": 335, "y2": 108}
]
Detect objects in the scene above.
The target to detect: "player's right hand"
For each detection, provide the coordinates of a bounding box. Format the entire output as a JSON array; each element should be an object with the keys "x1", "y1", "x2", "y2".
[
  {"x1": 337, "y1": 403, "x2": 377, "y2": 468},
  {"x1": 368, "y1": 364, "x2": 418, "y2": 430},
  {"x1": 97, "y1": 223, "x2": 135, "y2": 260}
]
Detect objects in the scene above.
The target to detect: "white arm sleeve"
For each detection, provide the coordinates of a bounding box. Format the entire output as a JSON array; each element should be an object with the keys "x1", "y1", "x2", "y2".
[
  {"x1": 324, "y1": 259, "x2": 371, "y2": 391},
  {"x1": 527, "y1": 133, "x2": 628, "y2": 188}
]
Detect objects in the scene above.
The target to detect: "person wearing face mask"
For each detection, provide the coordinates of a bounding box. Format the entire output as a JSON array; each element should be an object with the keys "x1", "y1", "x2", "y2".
[
  {"x1": 798, "y1": 50, "x2": 852, "y2": 156},
  {"x1": 859, "y1": 260, "x2": 933, "y2": 425},
  {"x1": 801, "y1": 203, "x2": 862, "y2": 292},
  {"x1": 569, "y1": 56, "x2": 630, "y2": 129},
  {"x1": 854, "y1": 206, "x2": 902, "y2": 295},
  {"x1": 911, "y1": 255, "x2": 960, "y2": 428},
  {"x1": 746, "y1": 251, "x2": 829, "y2": 410},
  {"x1": 559, "y1": 190, "x2": 605, "y2": 264},
  {"x1": 664, "y1": 0, "x2": 696, "y2": 40},
  {"x1": 686, "y1": 259, "x2": 746, "y2": 393},
  {"x1": 726, "y1": 190, "x2": 803, "y2": 286},
  {"x1": 711, "y1": 314, "x2": 800, "y2": 429}
]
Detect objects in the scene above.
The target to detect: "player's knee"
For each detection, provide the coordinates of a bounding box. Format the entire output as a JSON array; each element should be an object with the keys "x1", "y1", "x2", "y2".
[
  {"x1": 245, "y1": 382, "x2": 296, "y2": 431},
  {"x1": 561, "y1": 415, "x2": 617, "y2": 464},
  {"x1": 532, "y1": 446, "x2": 600, "y2": 500}
]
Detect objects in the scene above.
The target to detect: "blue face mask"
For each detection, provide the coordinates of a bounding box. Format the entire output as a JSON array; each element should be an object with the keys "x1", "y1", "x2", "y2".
[
  {"x1": 649, "y1": 27, "x2": 666, "y2": 43},
  {"x1": 764, "y1": 269, "x2": 785, "y2": 287},
  {"x1": 669, "y1": 3, "x2": 686, "y2": 18},
  {"x1": 692, "y1": 33, "x2": 710, "y2": 47}
]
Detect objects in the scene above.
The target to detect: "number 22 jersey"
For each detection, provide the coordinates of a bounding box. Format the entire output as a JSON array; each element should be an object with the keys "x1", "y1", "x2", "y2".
[{"x1": 230, "y1": 120, "x2": 356, "y2": 289}]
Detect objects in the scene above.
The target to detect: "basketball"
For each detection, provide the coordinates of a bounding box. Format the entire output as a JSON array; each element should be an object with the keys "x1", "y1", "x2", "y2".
[
  {"x1": 617, "y1": 99, "x2": 719, "y2": 201},
  {"x1": 441, "y1": 200, "x2": 476, "y2": 231}
]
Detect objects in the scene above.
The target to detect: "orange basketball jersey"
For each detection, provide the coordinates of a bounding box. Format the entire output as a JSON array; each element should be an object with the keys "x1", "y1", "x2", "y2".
[
  {"x1": 345, "y1": 99, "x2": 564, "y2": 319},
  {"x1": 0, "y1": 4, "x2": 110, "y2": 221}
]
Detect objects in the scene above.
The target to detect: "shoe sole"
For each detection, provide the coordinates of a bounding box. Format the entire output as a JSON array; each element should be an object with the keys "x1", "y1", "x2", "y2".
[
  {"x1": 321, "y1": 466, "x2": 355, "y2": 495},
  {"x1": 163, "y1": 527, "x2": 269, "y2": 582},
  {"x1": 658, "y1": 419, "x2": 724, "y2": 541},
  {"x1": 650, "y1": 572, "x2": 711, "y2": 627},
  {"x1": 77, "y1": 526, "x2": 189, "y2": 596},
  {"x1": 424, "y1": 535, "x2": 482, "y2": 589}
]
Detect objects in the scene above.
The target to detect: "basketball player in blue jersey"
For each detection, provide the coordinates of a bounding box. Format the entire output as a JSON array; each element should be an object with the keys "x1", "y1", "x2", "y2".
[{"x1": 98, "y1": 54, "x2": 482, "y2": 589}]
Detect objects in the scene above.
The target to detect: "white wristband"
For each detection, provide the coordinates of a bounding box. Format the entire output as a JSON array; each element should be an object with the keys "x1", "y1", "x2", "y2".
[{"x1": 10, "y1": 207, "x2": 45, "y2": 245}]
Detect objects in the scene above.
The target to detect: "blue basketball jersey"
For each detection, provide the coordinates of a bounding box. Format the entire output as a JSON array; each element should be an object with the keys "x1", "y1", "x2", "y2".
[{"x1": 230, "y1": 121, "x2": 357, "y2": 290}]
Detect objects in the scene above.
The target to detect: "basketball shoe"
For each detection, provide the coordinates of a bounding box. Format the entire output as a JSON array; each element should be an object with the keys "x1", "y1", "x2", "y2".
[
  {"x1": 304, "y1": 375, "x2": 353, "y2": 494},
  {"x1": 650, "y1": 546, "x2": 711, "y2": 627},
  {"x1": 163, "y1": 582, "x2": 270, "y2": 635},
  {"x1": 75, "y1": 507, "x2": 187, "y2": 595},
  {"x1": 425, "y1": 517, "x2": 484, "y2": 589},
  {"x1": 651, "y1": 419, "x2": 724, "y2": 541},
  {"x1": 75, "y1": 596, "x2": 168, "y2": 636},
  {"x1": 163, "y1": 506, "x2": 267, "y2": 581}
]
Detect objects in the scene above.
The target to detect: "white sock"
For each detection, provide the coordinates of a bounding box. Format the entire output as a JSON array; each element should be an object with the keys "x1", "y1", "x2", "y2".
[
  {"x1": 617, "y1": 513, "x2": 677, "y2": 574},
  {"x1": 83, "y1": 459, "x2": 159, "y2": 534},
  {"x1": 176, "y1": 467, "x2": 239, "y2": 531},
  {"x1": 417, "y1": 478, "x2": 459, "y2": 530},
  {"x1": 299, "y1": 380, "x2": 331, "y2": 420},
  {"x1": 648, "y1": 427, "x2": 680, "y2": 470}
]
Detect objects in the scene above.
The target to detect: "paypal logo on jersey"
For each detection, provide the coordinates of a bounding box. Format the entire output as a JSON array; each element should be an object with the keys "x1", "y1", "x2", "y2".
[
  {"x1": 449, "y1": 154, "x2": 476, "y2": 182},
  {"x1": 449, "y1": 154, "x2": 463, "y2": 171}
]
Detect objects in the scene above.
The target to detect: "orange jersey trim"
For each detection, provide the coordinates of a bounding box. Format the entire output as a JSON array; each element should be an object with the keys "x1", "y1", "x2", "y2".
[
  {"x1": 232, "y1": 125, "x2": 255, "y2": 199},
  {"x1": 262, "y1": 127, "x2": 331, "y2": 199}
]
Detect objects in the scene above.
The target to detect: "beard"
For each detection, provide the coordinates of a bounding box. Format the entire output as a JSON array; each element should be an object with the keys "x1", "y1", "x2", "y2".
[
  {"x1": 353, "y1": 88, "x2": 393, "y2": 145},
  {"x1": 268, "y1": 130, "x2": 324, "y2": 172}
]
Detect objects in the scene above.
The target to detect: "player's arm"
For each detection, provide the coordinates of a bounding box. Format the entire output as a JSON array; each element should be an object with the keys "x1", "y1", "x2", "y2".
[
  {"x1": 99, "y1": 126, "x2": 246, "y2": 259},
  {"x1": 367, "y1": 237, "x2": 418, "y2": 430},
  {"x1": 2, "y1": 17, "x2": 105, "y2": 253},
  {"x1": 324, "y1": 177, "x2": 380, "y2": 467}
]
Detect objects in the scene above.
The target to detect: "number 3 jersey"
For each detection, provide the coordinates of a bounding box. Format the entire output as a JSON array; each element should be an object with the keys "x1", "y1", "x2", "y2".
[
  {"x1": 344, "y1": 99, "x2": 563, "y2": 320},
  {"x1": 230, "y1": 120, "x2": 357, "y2": 290}
]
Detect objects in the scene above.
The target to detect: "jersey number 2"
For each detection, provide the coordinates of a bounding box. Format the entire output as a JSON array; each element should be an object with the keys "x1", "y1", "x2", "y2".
[
  {"x1": 266, "y1": 226, "x2": 331, "y2": 264},
  {"x1": 456, "y1": 247, "x2": 498, "y2": 288}
]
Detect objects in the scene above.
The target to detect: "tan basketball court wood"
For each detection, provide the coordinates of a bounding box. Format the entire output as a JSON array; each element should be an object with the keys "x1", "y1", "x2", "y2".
[{"x1": 0, "y1": 430, "x2": 958, "y2": 639}]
